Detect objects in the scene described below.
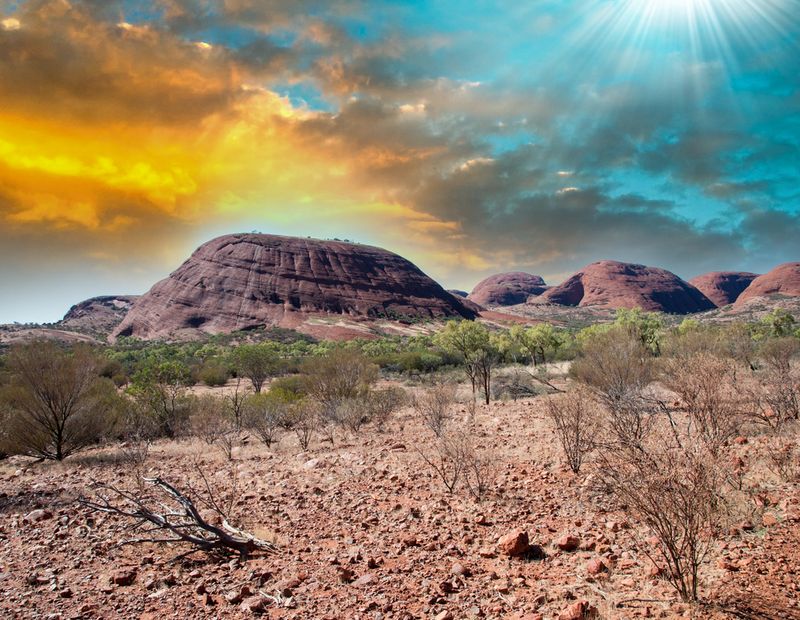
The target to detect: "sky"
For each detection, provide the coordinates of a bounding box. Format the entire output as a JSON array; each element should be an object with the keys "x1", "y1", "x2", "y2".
[{"x1": 1, "y1": 0, "x2": 799, "y2": 323}]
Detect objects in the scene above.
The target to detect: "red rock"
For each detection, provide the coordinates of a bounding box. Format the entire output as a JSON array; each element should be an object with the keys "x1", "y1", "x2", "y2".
[
  {"x1": 558, "y1": 600, "x2": 597, "y2": 620},
  {"x1": 736, "y1": 262, "x2": 800, "y2": 306},
  {"x1": 688, "y1": 272, "x2": 759, "y2": 307},
  {"x1": 451, "y1": 562, "x2": 470, "y2": 577},
  {"x1": 556, "y1": 535, "x2": 580, "y2": 552},
  {"x1": 734, "y1": 436, "x2": 748, "y2": 445},
  {"x1": 59, "y1": 295, "x2": 138, "y2": 334},
  {"x1": 240, "y1": 595, "x2": 267, "y2": 613},
  {"x1": 113, "y1": 233, "x2": 477, "y2": 340},
  {"x1": 586, "y1": 558, "x2": 608, "y2": 575},
  {"x1": 468, "y1": 272, "x2": 548, "y2": 306},
  {"x1": 763, "y1": 513, "x2": 778, "y2": 527},
  {"x1": 497, "y1": 530, "x2": 530, "y2": 557},
  {"x1": 537, "y1": 260, "x2": 715, "y2": 314},
  {"x1": 109, "y1": 567, "x2": 137, "y2": 586},
  {"x1": 22, "y1": 509, "x2": 52, "y2": 523}
]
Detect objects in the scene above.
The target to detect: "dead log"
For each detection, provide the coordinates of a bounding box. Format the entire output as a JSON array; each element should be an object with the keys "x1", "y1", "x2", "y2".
[{"x1": 79, "y1": 476, "x2": 277, "y2": 558}]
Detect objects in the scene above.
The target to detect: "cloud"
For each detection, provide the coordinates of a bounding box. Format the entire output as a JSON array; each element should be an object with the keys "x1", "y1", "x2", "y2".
[{"x1": 0, "y1": 0, "x2": 798, "y2": 320}]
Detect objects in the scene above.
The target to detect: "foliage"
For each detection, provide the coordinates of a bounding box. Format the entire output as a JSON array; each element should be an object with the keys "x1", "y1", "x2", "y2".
[
  {"x1": 231, "y1": 343, "x2": 280, "y2": 393},
  {"x1": 434, "y1": 321, "x2": 500, "y2": 404},
  {"x1": 0, "y1": 342, "x2": 119, "y2": 460}
]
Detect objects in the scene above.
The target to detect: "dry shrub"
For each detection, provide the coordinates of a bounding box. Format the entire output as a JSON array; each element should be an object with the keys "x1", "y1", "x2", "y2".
[
  {"x1": 546, "y1": 387, "x2": 600, "y2": 474},
  {"x1": 243, "y1": 393, "x2": 288, "y2": 449},
  {"x1": 660, "y1": 353, "x2": 746, "y2": 453},
  {"x1": 757, "y1": 338, "x2": 800, "y2": 425},
  {"x1": 302, "y1": 349, "x2": 378, "y2": 408},
  {"x1": 764, "y1": 423, "x2": 800, "y2": 483},
  {"x1": 572, "y1": 328, "x2": 654, "y2": 411},
  {"x1": 366, "y1": 387, "x2": 407, "y2": 432},
  {"x1": 190, "y1": 395, "x2": 238, "y2": 460},
  {"x1": 414, "y1": 383, "x2": 457, "y2": 437},
  {"x1": 285, "y1": 401, "x2": 316, "y2": 451},
  {"x1": 573, "y1": 329, "x2": 655, "y2": 449},
  {"x1": 416, "y1": 429, "x2": 497, "y2": 500},
  {"x1": 117, "y1": 401, "x2": 158, "y2": 474},
  {"x1": 598, "y1": 440, "x2": 725, "y2": 602}
]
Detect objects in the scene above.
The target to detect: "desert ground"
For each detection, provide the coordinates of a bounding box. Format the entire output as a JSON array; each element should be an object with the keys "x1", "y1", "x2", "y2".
[{"x1": 2, "y1": 375, "x2": 798, "y2": 620}]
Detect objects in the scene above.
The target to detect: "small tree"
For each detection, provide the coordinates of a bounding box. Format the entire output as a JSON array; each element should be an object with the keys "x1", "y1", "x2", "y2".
[
  {"x1": 435, "y1": 321, "x2": 498, "y2": 404},
  {"x1": 225, "y1": 378, "x2": 249, "y2": 431},
  {"x1": 546, "y1": 388, "x2": 599, "y2": 474},
  {"x1": 301, "y1": 348, "x2": 378, "y2": 408},
  {"x1": 613, "y1": 308, "x2": 665, "y2": 354},
  {"x1": 1, "y1": 342, "x2": 116, "y2": 460},
  {"x1": 129, "y1": 359, "x2": 193, "y2": 438},
  {"x1": 509, "y1": 323, "x2": 564, "y2": 366},
  {"x1": 599, "y1": 442, "x2": 725, "y2": 602},
  {"x1": 414, "y1": 383, "x2": 457, "y2": 437},
  {"x1": 190, "y1": 395, "x2": 238, "y2": 460},
  {"x1": 243, "y1": 392, "x2": 288, "y2": 448},
  {"x1": 232, "y1": 344, "x2": 278, "y2": 394}
]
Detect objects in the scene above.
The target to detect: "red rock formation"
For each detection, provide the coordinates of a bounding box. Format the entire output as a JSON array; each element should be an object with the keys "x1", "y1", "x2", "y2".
[
  {"x1": 59, "y1": 295, "x2": 138, "y2": 334},
  {"x1": 113, "y1": 234, "x2": 476, "y2": 340},
  {"x1": 537, "y1": 260, "x2": 715, "y2": 314},
  {"x1": 688, "y1": 272, "x2": 759, "y2": 307},
  {"x1": 468, "y1": 272, "x2": 548, "y2": 306},
  {"x1": 736, "y1": 262, "x2": 800, "y2": 306}
]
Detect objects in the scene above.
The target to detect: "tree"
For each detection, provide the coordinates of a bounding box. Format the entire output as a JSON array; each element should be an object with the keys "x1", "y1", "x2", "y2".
[
  {"x1": 508, "y1": 323, "x2": 564, "y2": 366},
  {"x1": 232, "y1": 344, "x2": 278, "y2": 393},
  {"x1": 614, "y1": 308, "x2": 665, "y2": 354},
  {"x1": 129, "y1": 359, "x2": 193, "y2": 438},
  {"x1": 1, "y1": 342, "x2": 116, "y2": 460},
  {"x1": 301, "y1": 348, "x2": 378, "y2": 408},
  {"x1": 434, "y1": 321, "x2": 498, "y2": 404},
  {"x1": 760, "y1": 309, "x2": 797, "y2": 338}
]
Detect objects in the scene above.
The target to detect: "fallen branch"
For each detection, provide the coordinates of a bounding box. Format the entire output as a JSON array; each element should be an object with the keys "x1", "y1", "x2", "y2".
[{"x1": 79, "y1": 476, "x2": 277, "y2": 558}]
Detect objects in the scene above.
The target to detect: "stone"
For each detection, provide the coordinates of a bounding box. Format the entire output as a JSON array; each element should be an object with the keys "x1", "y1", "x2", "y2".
[
  {"x1": 23, "y1": 509, "x2": 52, "y2": 523},
  {"x1": 109, "y1": 567, "x2": 137, "y2": 586},
  {"x1": 558, "y1": 600, "x2": 597, "y2": 620},
  {"x1": 497, "y1": 530, "x2": 530, "y2": 557},
  {"x1": 556, "y1": 535, "x2": 580, "y2": 552},
  {"x1": 240, "y1": 595, "x2": 267, "y2": 614},
  {"x1": 586, "y1": 558, "x2": 607, "y2": 575}
]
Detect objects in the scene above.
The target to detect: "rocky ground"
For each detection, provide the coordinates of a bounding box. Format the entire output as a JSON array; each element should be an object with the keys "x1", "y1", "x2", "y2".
[{"x1": 1, "y1": 385, "x2": 798, "y2": 620}]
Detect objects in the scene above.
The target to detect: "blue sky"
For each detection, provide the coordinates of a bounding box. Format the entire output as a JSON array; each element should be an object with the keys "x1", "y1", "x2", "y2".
[{"x1": 0, "y1": 0, "x2": 798, "y2": 322}]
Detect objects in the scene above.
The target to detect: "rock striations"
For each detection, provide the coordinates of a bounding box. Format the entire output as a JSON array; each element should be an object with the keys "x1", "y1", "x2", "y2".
[
  {"x1": 59, "y1": 296, "x2": 139, "y2": 334},
  {"x1": 468, "y1": 272, "x2": 548, "y2": 306},
  {"x1": 688, "y1": 272, "x2": 759, "y2": 307},
  {"x1": 735, "y1": 262, "x2": 800, "y2": 306},
  {"x1": 536, "y1": 260, "x2": 715, "y2": 314},
  {"x1": 113, "y1": 233, "x2": 476, "y2": 340}
]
